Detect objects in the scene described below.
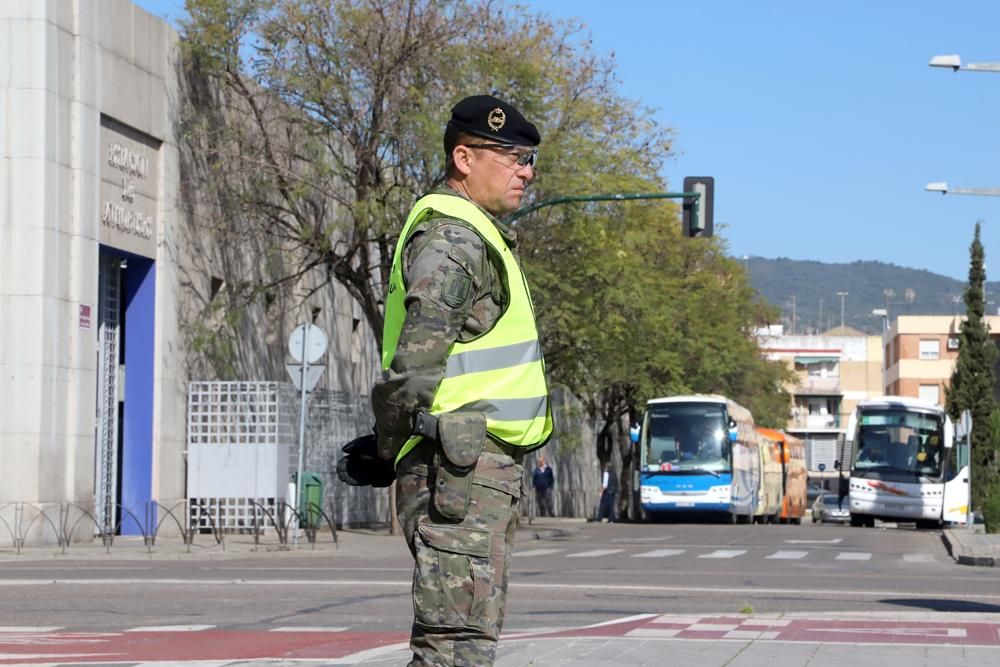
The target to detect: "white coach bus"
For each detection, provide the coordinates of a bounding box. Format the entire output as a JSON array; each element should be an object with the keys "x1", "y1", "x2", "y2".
[{"x1": 839, "y1": 396, "x2": 970, "y2": 529}]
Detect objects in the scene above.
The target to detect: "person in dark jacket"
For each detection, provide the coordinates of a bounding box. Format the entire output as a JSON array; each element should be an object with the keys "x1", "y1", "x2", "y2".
[
  {"x1": 532, "y1": 456, "x2": 555, "y2": 517},
  {"x1": 598, "y1": 463, "x2": 618, "y2": 523}
]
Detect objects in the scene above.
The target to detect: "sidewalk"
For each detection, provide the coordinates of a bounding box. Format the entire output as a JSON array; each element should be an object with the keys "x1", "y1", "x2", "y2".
[
  {"x1": 941, "y1": 526, "x2": 1000, "y2": 567},
  {"x1": 0, "y1": 517, "x2": 585, "y2": 562}
]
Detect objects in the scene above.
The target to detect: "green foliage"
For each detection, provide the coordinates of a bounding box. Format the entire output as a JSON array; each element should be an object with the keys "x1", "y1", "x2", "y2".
[
  {"x1": 945, "y1": 224, "x2": 999, "y2": 531},
  {"x1": 181, "y1": 0, "x2": 791, "y2": 463}
]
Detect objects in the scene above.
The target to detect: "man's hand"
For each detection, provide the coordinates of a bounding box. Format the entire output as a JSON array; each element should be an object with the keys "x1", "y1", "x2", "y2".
[{"x1": 336, "y1": 432, "x2": 396, "y2": 487}]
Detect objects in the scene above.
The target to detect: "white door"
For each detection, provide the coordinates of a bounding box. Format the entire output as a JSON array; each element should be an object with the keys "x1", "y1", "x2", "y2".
[{"x1": 943, "y1": 464, "x2": 970, "y2": 523}]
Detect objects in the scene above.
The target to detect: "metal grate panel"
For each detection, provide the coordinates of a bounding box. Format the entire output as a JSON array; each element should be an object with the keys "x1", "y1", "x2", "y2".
[
  {"x1": 186, "y1": 382, "x2": 297, "y2": 533},
  {"x1": 95, "y1": 256, "x2": 122, "y2": 534}
]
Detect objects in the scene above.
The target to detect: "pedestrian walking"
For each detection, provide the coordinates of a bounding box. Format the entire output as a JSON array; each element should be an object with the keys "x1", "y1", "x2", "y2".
[
  {"x1": 532, "y1": 456, "x2": 555, "y2": 517},
  {"x1": 598, "y1": 463, "x2": 618, "y2": 523},
  {"x1": 338, "y1": 94, "x2": 552, "y2": 666}
]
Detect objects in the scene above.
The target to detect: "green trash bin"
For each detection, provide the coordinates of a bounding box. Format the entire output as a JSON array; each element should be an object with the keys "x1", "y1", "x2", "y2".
[{"x1": 293, "y1": 472, "x2": 325, "y2": 528}]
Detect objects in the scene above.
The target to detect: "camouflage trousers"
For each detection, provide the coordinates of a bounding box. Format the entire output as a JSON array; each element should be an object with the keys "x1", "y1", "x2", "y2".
[{"x1": 396, "y1": 446, "x2": 523, "y2": 666}]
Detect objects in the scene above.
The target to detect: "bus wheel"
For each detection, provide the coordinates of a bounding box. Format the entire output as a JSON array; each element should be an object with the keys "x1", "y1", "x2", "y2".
[
  {"x1": 915, "y1": 519, "x2": 941, "y2": 530},
  {"x1": 850, "y1": 514, "x2": 866, "y2": 528}
]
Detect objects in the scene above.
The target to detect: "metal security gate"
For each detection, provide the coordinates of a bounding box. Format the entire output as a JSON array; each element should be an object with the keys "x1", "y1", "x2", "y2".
[{"x1": 95, "y1": 255, "x2": 123, "y2": 534}]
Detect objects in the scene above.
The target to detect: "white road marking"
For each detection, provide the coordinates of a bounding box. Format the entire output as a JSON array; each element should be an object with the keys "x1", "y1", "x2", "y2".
[
  {"x1": 724, "y1": 630, "x2": 780, "y2": 639},
  {"x1": 626, "y1": 628, "x2": 681, "y2": 638},
  {"x1": 4, "y1": 578, "x2": 998, "y2": 605},
  {"x1": 903, "y1": 553, "x2": 935, "y2": 562},
  {"x1": 514, "y1": 548, "x2": 565, "y2": 557},
  {"x1": 270, "y1": 626, "x2": 348, "y2": 632},
  {"x1": 813, "y1": 626, "x2": 967, "y2": 638},
  {"x1": 125, "y1": 625, "x2": 215, "y2": 632},
  {"x1": 699, "y1": 549, "x2": 747, "y2": 559},
  {"x1": 0, "y1": 653, "x2": 120, "y2": 661},
  {"x1": 0, "y1": 627, "x2": 62, "y2": 632},
  {"x1": 687, "y1": 623, "x2": 739, "y2": 631},
  {"x1": 612, "y1": 536, "x2": 674, "y2": 543},
  {"x1": 566, "y1": 549, "x2": 625, "y2": 558},
  {"x1": 632, "y1": 549, "x2": 686, "y2": 558},
  {"x1": 766, "y1": 550, "x2": 808, "y2": 560},
  {"x1": 835, "y1": 552, "x2": 872, "y2": 561},
  {"x1": 785, "y1": 538, "x2": 842, "y2": 544}
]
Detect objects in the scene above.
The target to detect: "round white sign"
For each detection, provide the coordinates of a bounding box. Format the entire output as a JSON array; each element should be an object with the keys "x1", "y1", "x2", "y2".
[{"x1": 288, "y1": 323, "x2": 328, "y2": 364}]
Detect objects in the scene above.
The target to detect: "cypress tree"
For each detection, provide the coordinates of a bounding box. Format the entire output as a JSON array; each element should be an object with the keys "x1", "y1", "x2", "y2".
[{"x1": 945, "y1": 223, "x2": 998, "y2": 526}]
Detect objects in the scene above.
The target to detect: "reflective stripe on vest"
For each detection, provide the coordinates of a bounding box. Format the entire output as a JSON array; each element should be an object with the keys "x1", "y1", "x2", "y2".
[{"x1": 383, "y1": 193, "x2": 552, "y2": 464}]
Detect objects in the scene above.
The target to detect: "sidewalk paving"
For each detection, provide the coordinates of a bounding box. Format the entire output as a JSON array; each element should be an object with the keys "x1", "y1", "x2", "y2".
[
  {"x1": 0, "y1": 517, "x2": 585, "y2": 562},
  {"x1": 941, "y1": 526, "x2": 1000, "y2": 567}
]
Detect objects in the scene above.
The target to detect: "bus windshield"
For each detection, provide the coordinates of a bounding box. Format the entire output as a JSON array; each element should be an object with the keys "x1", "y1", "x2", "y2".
[
  {"x1": 852, "y1": 408, "x2": 944, "y2": 478},
  {"x1": 642, "y1": 403, "x2": 730, "y2": 473}
]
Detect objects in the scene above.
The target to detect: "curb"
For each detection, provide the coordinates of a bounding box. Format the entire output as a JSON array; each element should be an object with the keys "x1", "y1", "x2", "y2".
[{"x1": 941, "y1": 529, "x2": 999, "y2": 568}]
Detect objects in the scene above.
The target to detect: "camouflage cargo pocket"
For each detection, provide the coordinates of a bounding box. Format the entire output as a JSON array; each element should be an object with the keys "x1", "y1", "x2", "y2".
[
  {"x1": 413, "y1": 521, "x2": 493, "y2": 631},
  {"x1": 432, "y1": 413, "x2": 487, "y2": 521}
]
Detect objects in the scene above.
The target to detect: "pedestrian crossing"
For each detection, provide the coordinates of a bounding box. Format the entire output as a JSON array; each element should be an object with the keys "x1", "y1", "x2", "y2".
[{"x1": 514, "y1": 546, "x2": 941, "y2": 563}]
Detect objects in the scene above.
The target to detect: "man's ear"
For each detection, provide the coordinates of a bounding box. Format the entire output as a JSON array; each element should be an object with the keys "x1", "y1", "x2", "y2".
[{"x1": 452, "y1": 145, "x2": 474, "y2": 176}]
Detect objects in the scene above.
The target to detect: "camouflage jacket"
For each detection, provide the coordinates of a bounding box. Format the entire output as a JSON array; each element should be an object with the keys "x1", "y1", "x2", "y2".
[{"x1": 372, "y1": 186, "x2": 516, "y2": 460}]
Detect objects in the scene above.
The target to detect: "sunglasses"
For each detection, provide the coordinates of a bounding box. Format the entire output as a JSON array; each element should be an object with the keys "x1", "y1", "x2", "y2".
[{"x1": 464, "y1": 143, "x2": 538, "y2": 168}]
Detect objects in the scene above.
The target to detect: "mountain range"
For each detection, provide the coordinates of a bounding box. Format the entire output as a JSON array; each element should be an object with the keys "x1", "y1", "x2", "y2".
[{"x1": 745, "y1": 257, "x2": 1000, "y2": 335}]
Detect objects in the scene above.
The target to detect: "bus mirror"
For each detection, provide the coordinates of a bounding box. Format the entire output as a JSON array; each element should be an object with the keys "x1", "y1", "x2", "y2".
[
  {"x1": 728, "y1": 418, "x2": 737, "y2": 429},
  {"x1": 834, "y1": 460, "x2": 840, "y2": 470},
  {"x1": 944, "y1": 426, "x2": 954, "y2": 449}
]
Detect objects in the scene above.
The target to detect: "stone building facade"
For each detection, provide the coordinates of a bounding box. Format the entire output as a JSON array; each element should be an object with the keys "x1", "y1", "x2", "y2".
[{"x1": 0, "y1": 1, "x2": 380, "y2": 546}]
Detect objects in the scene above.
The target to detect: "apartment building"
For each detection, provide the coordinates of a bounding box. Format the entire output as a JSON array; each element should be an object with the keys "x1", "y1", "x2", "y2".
[
  {"x1": 758, "y1": 326, "x2": 884, "y2": 481},
  {"x1": 882, "y1": 315, "x2": 1000, "y2": 402}
]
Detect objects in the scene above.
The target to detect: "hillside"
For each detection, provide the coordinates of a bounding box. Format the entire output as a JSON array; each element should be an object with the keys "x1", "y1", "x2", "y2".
[{"x1": 745, "y1": 257, "x2": 1000, "y2": 335}]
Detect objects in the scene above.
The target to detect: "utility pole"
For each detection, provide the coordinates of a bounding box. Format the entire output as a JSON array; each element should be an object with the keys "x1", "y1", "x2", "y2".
[{"x1": 836, "y1": 291, "x2": 849, "y2": 330}]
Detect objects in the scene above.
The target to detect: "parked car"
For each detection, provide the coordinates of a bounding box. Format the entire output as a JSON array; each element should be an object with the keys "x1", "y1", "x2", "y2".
[
  {"x1": 807, "y1": 483, "x2": 826, "y2": 504},
  {"x1": 811, "y1": 493, "x2": 850, "y2": 523}
]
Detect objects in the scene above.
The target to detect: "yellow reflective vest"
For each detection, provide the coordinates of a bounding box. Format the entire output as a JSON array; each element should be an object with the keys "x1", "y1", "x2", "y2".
[{"x1": 383, "y1": 193, "x2": 553, "y2": 464}]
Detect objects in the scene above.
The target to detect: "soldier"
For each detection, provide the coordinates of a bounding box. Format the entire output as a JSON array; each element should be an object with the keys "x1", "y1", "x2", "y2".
[{"x1": 338, "y1": 94, "x2": 552, "y2": 666}]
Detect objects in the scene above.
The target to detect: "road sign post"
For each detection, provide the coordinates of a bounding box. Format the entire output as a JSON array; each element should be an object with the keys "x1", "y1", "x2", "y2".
[{"x1": 287, "y1": 323, "x2": 328, "y2": 546}]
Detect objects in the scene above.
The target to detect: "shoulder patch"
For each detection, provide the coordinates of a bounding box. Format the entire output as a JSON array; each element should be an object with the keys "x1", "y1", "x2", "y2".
[{"x1": 442, "y1": 270, "x2": 473, "y2": 309}]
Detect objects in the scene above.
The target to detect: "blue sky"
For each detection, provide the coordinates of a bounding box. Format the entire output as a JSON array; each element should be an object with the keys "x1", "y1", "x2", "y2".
[{"x1": 136, "y1": 0, "x2": 1000, "y2": 280}]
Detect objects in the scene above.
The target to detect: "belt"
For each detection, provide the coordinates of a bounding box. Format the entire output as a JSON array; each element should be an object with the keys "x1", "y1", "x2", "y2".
[{"x1": 414, "y1": 411, "x2": 525, "y2": 461}]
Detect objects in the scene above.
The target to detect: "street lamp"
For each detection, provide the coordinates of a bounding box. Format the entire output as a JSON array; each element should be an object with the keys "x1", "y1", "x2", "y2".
[
  {"x1": 926, "y1": 182, "x2": 1000, "y2": 197},
  {"x1": 836, "y1": 291, "x2": 848, "y2": 330},
  {"x1": 929, "y1": 54, "x2": 1000, "y2": 73}
]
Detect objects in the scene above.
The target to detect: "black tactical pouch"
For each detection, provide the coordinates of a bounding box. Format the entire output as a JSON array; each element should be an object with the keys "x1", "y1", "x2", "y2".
[{"x1": 432, "y1": 413, "x2": 487, "y2": 521}]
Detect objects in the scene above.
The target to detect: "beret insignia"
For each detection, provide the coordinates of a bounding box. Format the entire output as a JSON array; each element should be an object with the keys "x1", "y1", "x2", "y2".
[{"x1": 487, "y1": 108, "x2": 506, "y2": 132}]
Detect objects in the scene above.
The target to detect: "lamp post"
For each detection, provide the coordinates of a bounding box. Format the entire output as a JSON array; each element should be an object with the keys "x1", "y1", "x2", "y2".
[
  {"x1": 930, "y1": 54, "x2": 1000, "y2": 73},
  {"x1": 836, "y1": 291, "x2": 848, "y2": 330},
  {"x1": 926, "y1": 182, "x2": 1000, "y2": 197}
]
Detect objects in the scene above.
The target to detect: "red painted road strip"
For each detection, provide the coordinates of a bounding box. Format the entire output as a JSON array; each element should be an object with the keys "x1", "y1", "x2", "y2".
[
  {"x1": 3, "y1": 616, "x2": 1000, "y2": 664},
  {"x1": 0, "y1": 630, "x2": 409, "y2": 664}
]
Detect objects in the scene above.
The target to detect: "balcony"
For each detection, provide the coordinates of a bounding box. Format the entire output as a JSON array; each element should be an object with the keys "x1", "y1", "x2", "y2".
[
  {"x1": 795, "y1": 376, "x2": 841, "y2": 396},
  {"x1": 791, "y1": 413, "x2": 841, "y2": 429}
]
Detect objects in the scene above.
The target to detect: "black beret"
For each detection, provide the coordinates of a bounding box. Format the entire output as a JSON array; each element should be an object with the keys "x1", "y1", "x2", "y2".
[{"x1": 448, "y1": 95, "x2": 540, "y2": 146}]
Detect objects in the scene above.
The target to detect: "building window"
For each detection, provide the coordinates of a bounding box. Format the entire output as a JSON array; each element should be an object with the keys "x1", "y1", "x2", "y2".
[
  {"x1": 919, "y1": 339, "x2": 940, "y2": 360},
  {"x1": 947, "y1": 336, "x2": 960, "y2": 350},
  {"x1": 918, "y1": 384, "x2": 940, "y2": 406}
]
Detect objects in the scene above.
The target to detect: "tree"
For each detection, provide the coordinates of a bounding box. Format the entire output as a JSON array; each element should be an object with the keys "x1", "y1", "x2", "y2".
[
  {"x1": 180, "y1": 0, "x2": 671, "y2": 357},
  {"x1": 180, "y1": 0, "x2": 792, "y2": 523},
  {"x1": 945, "y1": 222, "x2": 998, "y2": 530},
  {"x1": 520, "y1": 193, "x2": 792, "y2": 518}
]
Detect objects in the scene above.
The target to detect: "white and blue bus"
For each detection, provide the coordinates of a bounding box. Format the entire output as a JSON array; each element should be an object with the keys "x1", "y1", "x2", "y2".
[{"x1": 637, "y1": 395, "x2": 759, "y2": 520}]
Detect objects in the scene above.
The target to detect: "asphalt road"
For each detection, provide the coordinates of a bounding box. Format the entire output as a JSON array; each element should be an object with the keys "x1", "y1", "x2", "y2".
[{"x1": 2, "y1": 520, "x2": 997, "y2": 637}]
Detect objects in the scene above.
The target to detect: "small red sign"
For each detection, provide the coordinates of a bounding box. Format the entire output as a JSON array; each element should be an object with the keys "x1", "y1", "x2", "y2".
[{"x1": 79, "y1": 304, "x2": 92, "y2": 329}]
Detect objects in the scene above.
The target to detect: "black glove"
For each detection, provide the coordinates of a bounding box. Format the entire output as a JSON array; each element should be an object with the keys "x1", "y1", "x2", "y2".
[{"x1": 336, "y1": 432, "x2": 396, "y2": 487}]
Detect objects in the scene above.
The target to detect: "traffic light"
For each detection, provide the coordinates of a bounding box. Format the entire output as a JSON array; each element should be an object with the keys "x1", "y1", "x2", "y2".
[{"x1": 682, "y1": 176, "x2": 714, "y2": 238}]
